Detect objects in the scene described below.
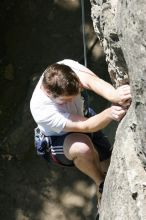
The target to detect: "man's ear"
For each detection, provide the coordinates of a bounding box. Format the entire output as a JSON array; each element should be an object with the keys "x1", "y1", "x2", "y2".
[{"x1": 79, "y1": 83, "x2": 84, "y2": 89}]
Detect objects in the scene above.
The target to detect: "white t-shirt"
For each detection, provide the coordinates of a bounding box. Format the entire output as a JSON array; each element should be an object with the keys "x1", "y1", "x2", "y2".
[{"x1": 30, "y1": 59, "x2": 84, "y2": 136}]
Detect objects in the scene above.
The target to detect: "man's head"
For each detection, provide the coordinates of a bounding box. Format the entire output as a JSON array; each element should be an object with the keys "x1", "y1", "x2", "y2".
[{"x1": 42, "y1": 63, "x2": 80, "y2": 104}]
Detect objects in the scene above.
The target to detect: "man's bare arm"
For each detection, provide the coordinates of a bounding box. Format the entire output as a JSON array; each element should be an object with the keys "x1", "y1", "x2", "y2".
[
  {"x1": 72, "y1": 62, "x2": 131, "y2": 106},
  {"x1": 63, "y1": 105, "x2": 126, "y2": 133}
]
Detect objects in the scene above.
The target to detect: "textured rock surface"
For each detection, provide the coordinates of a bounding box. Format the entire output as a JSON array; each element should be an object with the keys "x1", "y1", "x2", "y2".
[{"x1": 90, "y1": 0, "x2": 146, "y2": 219}]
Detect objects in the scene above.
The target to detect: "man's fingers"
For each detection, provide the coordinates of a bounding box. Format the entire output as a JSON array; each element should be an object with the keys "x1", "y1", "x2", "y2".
[
  {"x1": 111, "y1": 105, "x2": 127, "y2": 121},
  {"x1": 112, "y1": 112, "x2": 125, "y2": 121},
  {"x1": 116, "y1": 85, "x2": 132, "y2": 107},
  {"x1": 111, "y1": 113, "x2": 119, "y2": 121},
  {"x1": 121, "y1": 99, "x2": 131, "y2": 107},
  {"x1": 112, "y1": 105, "x2": 127, "y2": 111},
  {"x1": 119, "y1": 84, "x2": 130, "y2": 90},
  {"x1": 112, "y1": 109, "x2": 126, "y2": 115},
  {"x1": 118, "y1": 85, "x2": 131, "y2": 97},
  {"x1": 121, "y1": 94, "x2": 132, "y2": 100},
  {"x1": 122, "y1": 90, "x2": 131, "y2": 96}
]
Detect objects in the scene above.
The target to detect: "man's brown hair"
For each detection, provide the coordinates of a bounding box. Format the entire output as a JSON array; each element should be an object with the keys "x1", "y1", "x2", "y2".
[{"x1": 42, "y1": 63, "x2": 80, "y2": 98}]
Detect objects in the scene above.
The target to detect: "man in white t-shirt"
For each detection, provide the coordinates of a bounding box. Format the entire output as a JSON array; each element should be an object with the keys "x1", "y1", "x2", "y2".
[{"x1": 30, "y1": 59, "x2": 131, "y2": 213}]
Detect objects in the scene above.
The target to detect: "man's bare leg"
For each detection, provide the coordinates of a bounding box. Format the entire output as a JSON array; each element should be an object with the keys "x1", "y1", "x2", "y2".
[{"x1": 63, "y1": 133, "x2": 105, "y2": 187}]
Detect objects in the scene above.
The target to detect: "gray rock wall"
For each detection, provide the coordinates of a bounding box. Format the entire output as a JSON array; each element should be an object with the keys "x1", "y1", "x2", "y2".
[{"x1": 90, "y1": 0, "x2": 146, "y2": 219}]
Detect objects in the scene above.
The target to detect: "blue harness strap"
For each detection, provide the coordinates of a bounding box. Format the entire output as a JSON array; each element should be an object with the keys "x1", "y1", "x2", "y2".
[{"x1": 34, "y1": 128, "x2": 74, "y2": 167}]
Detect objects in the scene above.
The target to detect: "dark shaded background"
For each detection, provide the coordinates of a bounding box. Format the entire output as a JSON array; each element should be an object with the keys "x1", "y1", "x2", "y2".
[{"x1": 0, "y1": 1, "x2": 115, "y2": 219}]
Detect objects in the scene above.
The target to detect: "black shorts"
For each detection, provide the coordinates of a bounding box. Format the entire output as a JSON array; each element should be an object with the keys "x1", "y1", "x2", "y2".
[{"x1": 34, "y1": 127, "x2": 112, "y2": 167}]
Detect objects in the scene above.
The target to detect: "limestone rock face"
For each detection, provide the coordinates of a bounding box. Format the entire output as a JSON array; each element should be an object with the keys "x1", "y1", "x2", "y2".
[{"x1": 90, "y1": 0, "x2": 146, "y2": 219}]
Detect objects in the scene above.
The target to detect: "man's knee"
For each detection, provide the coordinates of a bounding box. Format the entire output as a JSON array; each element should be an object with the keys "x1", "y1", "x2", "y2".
[{"x1": 63, "y1": 133, "x2": 94, "y2": 160}]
